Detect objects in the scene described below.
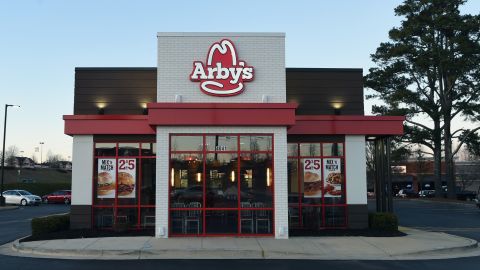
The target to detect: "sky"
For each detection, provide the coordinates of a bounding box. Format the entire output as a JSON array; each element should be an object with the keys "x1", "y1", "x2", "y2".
[{"x1": 1, "y1": 0, "x2": 480, "y2": 162}]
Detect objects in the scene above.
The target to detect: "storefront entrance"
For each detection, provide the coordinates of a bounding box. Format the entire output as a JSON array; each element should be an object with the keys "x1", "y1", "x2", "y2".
[{"x1": 169, "y1": 134, "x2": 274, "y2": 236}]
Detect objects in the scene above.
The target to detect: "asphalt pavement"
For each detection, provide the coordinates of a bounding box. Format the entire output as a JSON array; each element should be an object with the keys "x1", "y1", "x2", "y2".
[
  {"x1": 0, "y1": 204, "x2": 70, "y2": 245},
  {"x1": 390, "y1": 199, "x2": 480, "y2": 241}
]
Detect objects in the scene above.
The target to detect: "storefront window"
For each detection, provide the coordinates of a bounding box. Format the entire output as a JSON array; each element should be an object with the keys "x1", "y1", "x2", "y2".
[
  {"x1": 240, "y1": 135, "x2": 272, "y2": 151},
  {"x1": 287, "y1": 141, "x2": 346, "y2": 231},
  {"x1": 299, "y1": 143, "x2": 321, "y2": 156},
  {"x1": 141, "y1": 159, "x2": 156, "y2": 205},
  {"x1": 287, "y1": 143, "x2": 298, "y2": 157},
  {"x1": 118, "y1": 143, "x2": 140, "y2": 156},
  {"x1": 170, "y1": 135, "x2": 203, "y2": 151},
  {"x1": 205, "y1": 135, "x2": 237, "y2": 151},
  {"x1": 170, "y1": 153, "x2": 203, "y2": 205},
  {"x1": 95, "y1": 143, "x2": 116, "y2": 156},
  {"x1": 205, "y1": 153, "x2": 238, "y2": 208},
  {"x1": 322, "y1": 143, "x2": 344, "y2": 156},
  {"x1": 93, "y1": 142, "x2": 155, "y2": 230},
  {"x1": 141, "y1": 143, "x2": 156, "y2": 156},
  {"x1": 240, "y1": 153, "x2": 273, "y2": 207},
  {"x1": 169, "y1": 134, "x2": 274, "y2": 236},
  {"x1": 288, "y1": 158, "x2": 299, "y2": 204}
]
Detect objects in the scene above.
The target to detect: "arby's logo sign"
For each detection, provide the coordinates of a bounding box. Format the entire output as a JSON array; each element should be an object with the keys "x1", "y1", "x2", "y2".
[{"x1": 190, "y1": 39, "x2": 254, "y2": 97}]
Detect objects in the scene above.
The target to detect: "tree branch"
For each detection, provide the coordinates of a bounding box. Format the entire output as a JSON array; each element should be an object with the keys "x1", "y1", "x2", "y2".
[
  {"x1": 405, "y1": 119, "x2": 433, "y2": 132},
  {"x1": 453, "y1": 127, "x2": 480, "y2": 156}
]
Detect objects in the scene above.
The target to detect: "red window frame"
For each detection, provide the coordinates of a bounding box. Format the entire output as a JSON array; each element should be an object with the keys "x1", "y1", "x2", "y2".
[
  {"x1": 287, "y1": 142, "x2": 347, "y2": 229},
  {"x1": 92, "y1": 142, "x2": 156, "y2": 230},
  {"x1": 169, "y1": 133, "x2": 275, "y2": 237}
]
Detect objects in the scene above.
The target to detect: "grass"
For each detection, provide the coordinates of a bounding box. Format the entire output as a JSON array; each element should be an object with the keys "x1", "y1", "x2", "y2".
[
  {"x1": 2, "y1": 167, "x2": 71, "y2": 196},
  {"x1": 2, "y1": 167, "x2": 71, "y2": 184}
]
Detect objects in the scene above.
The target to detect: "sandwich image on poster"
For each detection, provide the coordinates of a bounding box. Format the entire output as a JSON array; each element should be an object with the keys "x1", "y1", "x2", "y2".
[
  {"x1": 303, "y1": 158, "x2": 322, "y2": 198},
  {"x1": 117, "y1": 159, "x2": 136, "y2": 198},
  {"x1": 323, "y1": 158, "x2": 342, "y2": 197},
  {"x1": 97, "y1": 159, "x2": 116, "y2": 198}
]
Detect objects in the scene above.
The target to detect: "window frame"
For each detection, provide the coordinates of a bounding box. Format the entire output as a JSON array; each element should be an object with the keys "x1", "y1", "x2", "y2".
[
  {"x1": 287, "y1": 141, "x2": 347, "y2": 229},
  {"x1": 169, "y1": 133, "x2": 275, "y2": 237},
  {"x1": 92, "y1": 142, "x2": 156, "y2": 230}
]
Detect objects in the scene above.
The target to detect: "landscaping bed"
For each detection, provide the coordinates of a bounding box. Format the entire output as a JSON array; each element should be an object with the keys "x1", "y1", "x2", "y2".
[
  {"x1": 21, "y1": 229, "x2": 154, "y2": 242},
  {"x1": 290, "y1": 228, "x2": 405, "y2": 237}
]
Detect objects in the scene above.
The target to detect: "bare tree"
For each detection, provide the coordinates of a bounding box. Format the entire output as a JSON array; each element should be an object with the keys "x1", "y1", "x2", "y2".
[{"x1": 5, "y1": 145, "x2": 19, "y2": 166}]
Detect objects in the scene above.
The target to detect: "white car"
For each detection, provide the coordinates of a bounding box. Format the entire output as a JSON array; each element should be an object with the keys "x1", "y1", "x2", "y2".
[{"x1": 2, "y1": 190, "x2": 41, "y2": 206}]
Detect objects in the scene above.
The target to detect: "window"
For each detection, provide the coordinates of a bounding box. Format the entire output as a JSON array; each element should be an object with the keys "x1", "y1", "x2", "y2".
[
  {"x1": 287, "y1": 141, "x2": 346, "y2": 231},
  {"x1": 169, "y1": 134, "x2": 274, "y2": 236},
  {"x1": 93, "y1": 142, "x2": 155, "y2": 230}
]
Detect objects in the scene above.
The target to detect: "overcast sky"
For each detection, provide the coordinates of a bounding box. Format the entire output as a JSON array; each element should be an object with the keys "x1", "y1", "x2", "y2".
[{"x1": 1, "y1": 0, "x2": 479, "y2": 161}]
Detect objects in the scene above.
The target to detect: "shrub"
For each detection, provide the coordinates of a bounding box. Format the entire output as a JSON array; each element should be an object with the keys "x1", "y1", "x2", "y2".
[
  {"x1": 31, "y1": 214, "x2": 70, "y2": 236},
  {"x1": 369, "y1": 212, "x2": 398, "y2": 231}
]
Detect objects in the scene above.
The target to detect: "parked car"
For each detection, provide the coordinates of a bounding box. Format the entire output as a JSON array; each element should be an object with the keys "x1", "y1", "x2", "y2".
[
  {"x1": 1, "y1": 190, "x2": 41, "y2": 206},
  {"x1": 475, "y1": 194, "x2": 480, "y2": 209},
  {"x1": 42, "y1": 190, "x2": 71, "y2": 204},
  {"x1": 441, "y1": 187, "x2": 477, "y2": 201},
  {"x1": 397, "y1": 189, "x2": 418, "y2": 198},
  {"x1": 419, "y1": 190, "x2": 435, "y2": 198}
]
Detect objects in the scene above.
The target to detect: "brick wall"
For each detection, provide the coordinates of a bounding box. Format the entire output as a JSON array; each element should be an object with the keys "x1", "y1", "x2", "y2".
[{"x1": 157, "y1": 33, "x2": 286, "y2": 103}]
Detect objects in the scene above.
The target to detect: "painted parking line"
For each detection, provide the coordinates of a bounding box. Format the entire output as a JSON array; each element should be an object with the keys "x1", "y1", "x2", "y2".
[
  {"x1": 0, "y1": 218, "x2": 32, "y2": 225},
  {"x1": 412, "y1": 226, "x2": 480, "y2": 232}
]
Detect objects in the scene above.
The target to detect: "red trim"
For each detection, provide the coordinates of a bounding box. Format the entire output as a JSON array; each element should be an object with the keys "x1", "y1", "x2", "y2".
[
  {"x1": 148, "y1": 103, "x2": 297, "y2": 109},
  {"x1": 289, "y1": 115, "x2": 405, "y2": 135},
  {"x1": 64, "y1": 106, "x2": 403, "y2": 136},
  {"x1": 64, "y1": 115, "x2": 154, "y2": 135},
  {"x1": 64, "y1": 115, "x2": 148, "y2": 120},
  {"x1": 148, "y1": 103, "x2": 297, "y2": 126}
]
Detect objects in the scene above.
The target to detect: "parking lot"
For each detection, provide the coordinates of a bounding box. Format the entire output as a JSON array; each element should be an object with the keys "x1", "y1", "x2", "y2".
[
  {"x1": 370, "y1": 198, "x2": 480, "y2": 241},
  {"x1": 0, "y1": 204, "x2": 70, "y2": 245}
]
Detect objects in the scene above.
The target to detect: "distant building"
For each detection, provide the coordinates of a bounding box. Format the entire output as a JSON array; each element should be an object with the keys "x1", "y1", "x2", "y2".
[
  {"x1": 388, "y1": 160, "x2": 480, "y2": 193},
  {"x1": 12, "y1": 157, "x2": 36, "y2": 169},
  {"x1": 57, "y1": 161, "x2": 72, "y2": 171}
]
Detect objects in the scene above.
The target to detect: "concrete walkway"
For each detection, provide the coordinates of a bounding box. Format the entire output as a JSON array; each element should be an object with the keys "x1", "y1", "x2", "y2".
[{"x1": 1, "y1": 227, "x2": 479, "y2": 260}]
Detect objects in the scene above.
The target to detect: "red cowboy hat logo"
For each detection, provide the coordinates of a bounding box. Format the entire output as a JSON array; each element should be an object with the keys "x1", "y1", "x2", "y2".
[{"x1": 190, "y1": 39, "x2": 254, "y2": 97}]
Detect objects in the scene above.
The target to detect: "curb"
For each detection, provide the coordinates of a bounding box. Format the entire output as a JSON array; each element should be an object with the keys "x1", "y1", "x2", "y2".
[
  {"x1": 10, "y1": 236, "x2": 480, "y2": 260},
  {"x1": 398, "y1": 233, "x2": 478, "y2": 257}
]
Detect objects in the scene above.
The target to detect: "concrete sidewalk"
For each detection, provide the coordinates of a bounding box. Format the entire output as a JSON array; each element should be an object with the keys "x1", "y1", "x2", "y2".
[{"x1": 1, "y1": 227, "x2": 479, "y2": 260}]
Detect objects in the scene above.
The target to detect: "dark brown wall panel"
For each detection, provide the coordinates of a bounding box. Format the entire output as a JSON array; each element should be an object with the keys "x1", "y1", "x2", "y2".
[
  {"x1": 286, "y1": 68, "x2": 364, "y2": 115},
  {"x1": 347, "y1": 204, "x2": 368, "y2": 229},
  {"x1": 70, "y1": 205, "x2": 92, "y2": 229},
  {"x1": 73, "y1": 67, "x2": 364, "y2": 116},
  {"x1": 74, "y1": 68, "x2": 157, "y2": 115}
]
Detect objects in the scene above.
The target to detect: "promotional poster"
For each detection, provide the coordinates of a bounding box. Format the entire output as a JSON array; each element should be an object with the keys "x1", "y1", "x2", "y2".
[
  {"x1": 323, "y1": 158, "x2": 342, "y2": 198},
  {"x1": 117, "y1": 159, "x2": 136, "y2": 198},
  {"x1": 97, "y1": 159, "x2": 116, "y2": 198},
  {"x1": 303, "y1": 158, "x2": 322, "y2": 198}
]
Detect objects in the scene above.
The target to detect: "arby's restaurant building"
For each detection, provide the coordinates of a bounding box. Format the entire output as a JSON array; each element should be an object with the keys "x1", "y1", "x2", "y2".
[{"x1": 64, "y1": 32, "x2": 404, "y2": 239}]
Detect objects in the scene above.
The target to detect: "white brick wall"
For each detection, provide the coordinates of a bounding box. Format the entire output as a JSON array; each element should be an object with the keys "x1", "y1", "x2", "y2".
[
  {"x1": 157, "y1": 33, "x2": 286, "y2": 103},
  {"x1": 155, "y1": 126, "x2": 289, "y2": 239},
  {"x1": 345, "y1": 135, "x2": 367, "y2": 205},
  {"x1": 71, "y1": 135, "x2": 93, "y2": 205}
]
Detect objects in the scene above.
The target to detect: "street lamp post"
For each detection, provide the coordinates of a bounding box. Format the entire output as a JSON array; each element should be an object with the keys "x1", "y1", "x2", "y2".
[
  {"x1": 39, "y1": 142, "x2": 44, "y2": 166},
  {"x1": 1, "y1": 104, "x2": 20, "y2": 207}
]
